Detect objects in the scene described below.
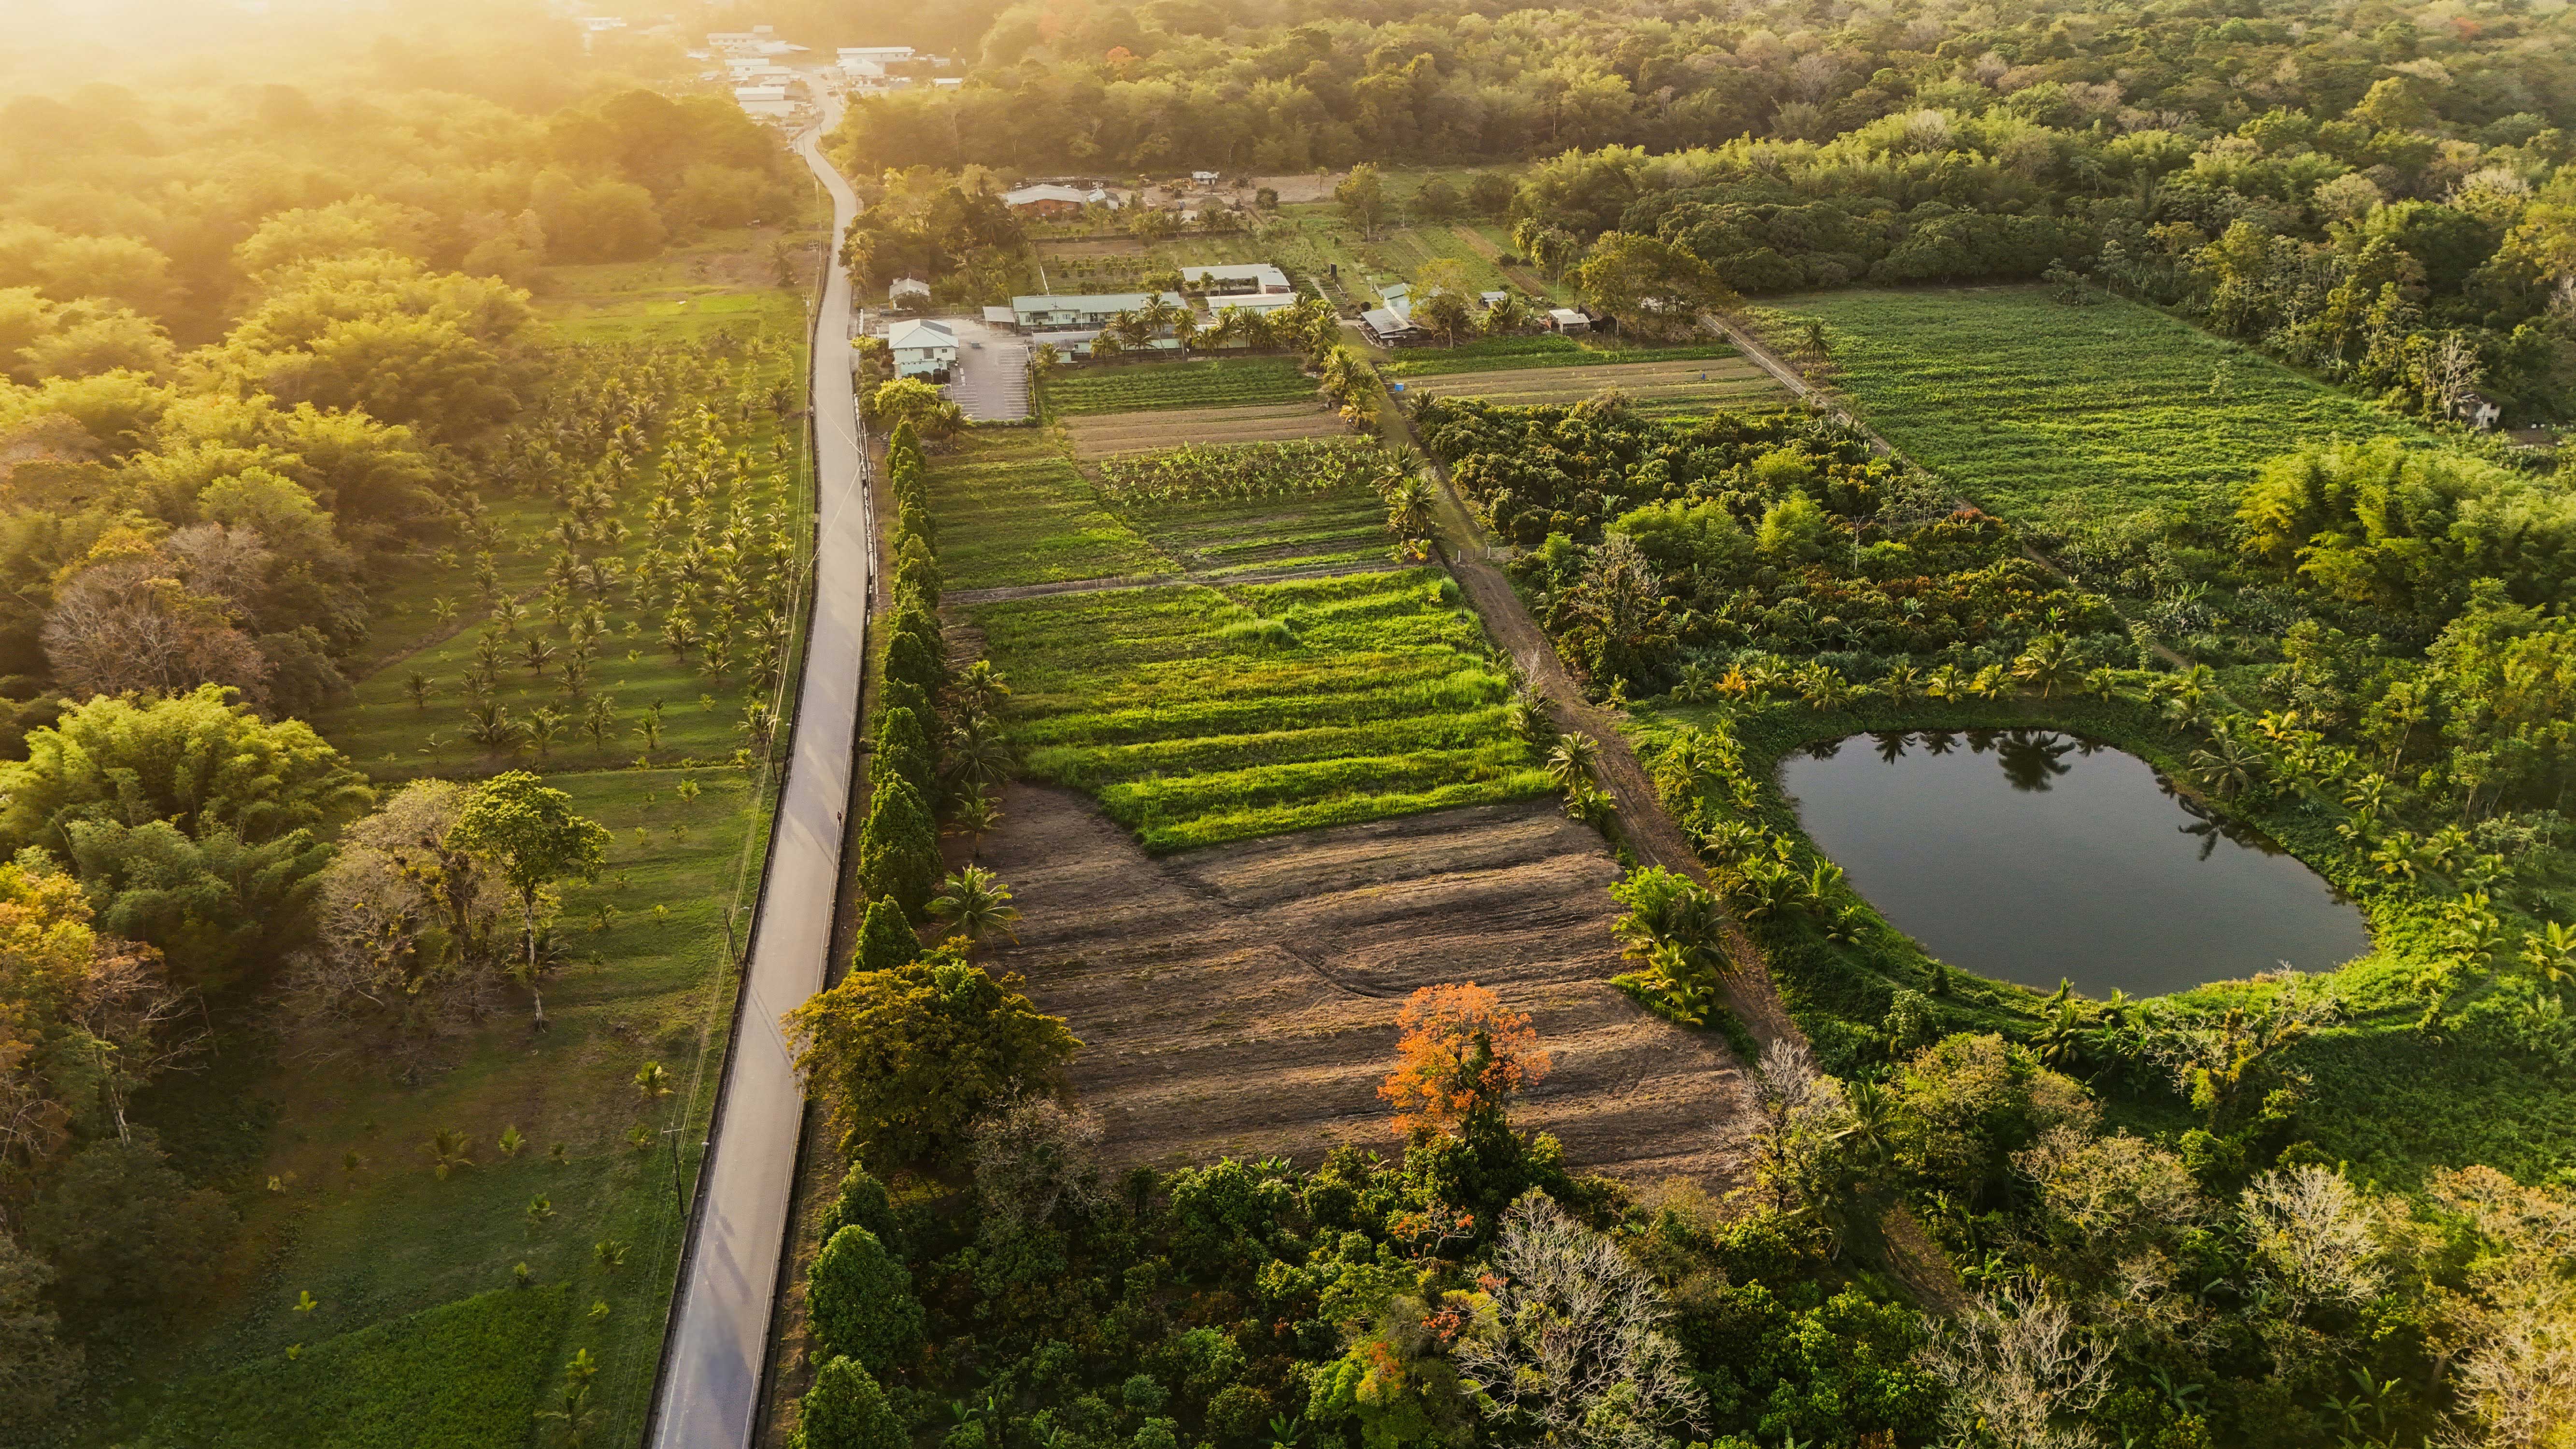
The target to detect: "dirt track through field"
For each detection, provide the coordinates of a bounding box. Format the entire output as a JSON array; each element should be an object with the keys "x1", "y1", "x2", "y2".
[
  {"x1": 1066, "y1": 401, "x2": 1349, "y2": 458},
  {"x1": 971, "y1": 787, "x2": 1755, "y2": 1184}
]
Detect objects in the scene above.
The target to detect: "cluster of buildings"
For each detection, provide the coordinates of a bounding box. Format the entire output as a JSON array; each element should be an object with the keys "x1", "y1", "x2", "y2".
[
  {"x1": 997, "y1": 263, "x2": 1303, "y2": 357},
  {"x1": 691, "y1": 28, "x2": 964, "y2": 118},
  {"x1": 1360, "y1": 283, "x2": 1589, "y2": 346}
]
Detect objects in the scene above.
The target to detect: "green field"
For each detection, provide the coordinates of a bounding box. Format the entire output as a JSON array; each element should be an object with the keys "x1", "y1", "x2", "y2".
[
  {"x1": 1382, "y1": 336, "x2": 1738, "y2": 377},
  {"x1": 975, "y1": 570, "x2": 1547, "y2": 851},
  {"x1": 924, "y1": 432, "x2": 1173, "y2": 589},
  {"x1": 103, "y1": 262, "x2": 814, "y2": 1447},
  {"x1": 1045, "y1": 356, "x2": 1317, "y2": 415},
  {"x1": 1123, "y1": 485, "x2": 1396, "y2": 578},
  {"x1": 1751, "y1": 285, "x2": 2435, "y2": 522}
]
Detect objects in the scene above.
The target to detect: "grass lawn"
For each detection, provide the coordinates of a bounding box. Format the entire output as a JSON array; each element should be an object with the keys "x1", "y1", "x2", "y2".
[
  {"x1": 924, "y1": 431, "x2": 1172, "y2": 589},
  {"x1": 1750, "y1": 285, "x2": 2437, "y2": 524},
  {"x1": 1044, "y1": 356, "x2": 1317, "y2": 415},
  {"x1": 101, "y1": 245, "x2": 815, "y2": 1447},
  {"x1": 974, "y1": 570, "x2": 1548, "y2": 851}
]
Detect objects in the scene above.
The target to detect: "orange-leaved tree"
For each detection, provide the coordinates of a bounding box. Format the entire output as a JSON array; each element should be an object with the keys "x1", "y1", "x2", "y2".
[{"x1": 1378, "y1": 982, "x2": 1550, "y2": 1138}]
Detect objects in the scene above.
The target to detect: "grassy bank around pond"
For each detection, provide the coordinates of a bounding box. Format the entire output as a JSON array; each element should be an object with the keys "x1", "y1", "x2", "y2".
[{"x1": 1623, "y1": 687, "x2": 2576, "y2": 1191}]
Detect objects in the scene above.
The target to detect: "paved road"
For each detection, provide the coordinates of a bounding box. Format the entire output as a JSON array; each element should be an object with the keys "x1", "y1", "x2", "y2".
[{"x1": 647, "y1": 87, "x2": 870, "y2": 1449}]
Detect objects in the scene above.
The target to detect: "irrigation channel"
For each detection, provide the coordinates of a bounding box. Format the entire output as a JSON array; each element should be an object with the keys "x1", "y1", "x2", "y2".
[
  {"x1": 646, "y1": 85, "x2": 873, "y2": 1449},
  {"x1": 1781, "y1": 729, "x2": 2370, "y2": 997}
]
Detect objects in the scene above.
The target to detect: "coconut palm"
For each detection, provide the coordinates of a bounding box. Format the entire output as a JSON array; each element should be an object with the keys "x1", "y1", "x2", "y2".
[
  {"x1": 2011, "y1": 633, "x2": 2075, "y2": 696},
  {"x1": 1384, "y1": 474, "x2": 1437, "y2": 553},
  {"x1": 928, "y1": 865, "x2": 1022, "y2": 949},
  {"x1": 948, "y1": 788, "x2": 1003, "y2": 860},
  {"x1": 2191, "y1": 728, "x2": 2262, "y2": 798}
]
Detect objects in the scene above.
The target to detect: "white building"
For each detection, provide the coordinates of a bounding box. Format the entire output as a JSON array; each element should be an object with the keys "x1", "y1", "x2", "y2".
[
  {"x1": 838, "y1": 45, "x2": 916, "y2": 64},
  {"x1": 932, "y1": 76, "x2": 964, "y2": 89},
  {"x1": 1546, "y1": 307, "x2": 1592, "y2": 335},
  {"x1": 1181, "y1": 262, "x2": 1299, "y2": 314},
  {"x1": 1001, "y1": 183, "x2": 1117, "y2": 214},
  {"x1": 1190, "y1": 170, "x2": 1221, "y2": 184},
  {"x1": 707, "y1": 30, "x2": 765, "y2": 52},
  {"x1": 887, "y1": 319, "x2": 958, "y2": 380},
  {"x1": 839, "y1": 56, "x2": 885, "y2": 80},
  {"x1": 889, "y1": 277, "x2": 933, "y2": 309},
  {"x1": 734, "y1": 85, "x2": 795, "y2": 118}
]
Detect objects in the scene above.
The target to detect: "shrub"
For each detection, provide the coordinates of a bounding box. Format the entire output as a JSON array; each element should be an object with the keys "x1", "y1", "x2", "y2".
[
  {"x1": 794, "y1": 1356, "x2": 905, "y2": 1449},
  {"x1": 855, "y1": 777, "x2": 939, "y2": 917},
  {"x1": 853, "y1": 897, "x2": 922, "y2": 976},
  {"x1": 816, "y1": 1165, "x2": 905, "y2": 1259},
  {"x1": 807, "y1": 1226, "x2": 924, "y2": 1375},
  {"x1": 869, "y1": 705, "x2": 935, "y2": 802}
]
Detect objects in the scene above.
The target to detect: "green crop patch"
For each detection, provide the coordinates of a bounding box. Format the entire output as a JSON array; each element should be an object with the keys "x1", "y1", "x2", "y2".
[
  {"x1": 972, "y1": 570, "x2": 1547, "y2": 850},
  {"x1": 1383, "y1": 336, "x2": 1739, "y2": 377},
  {"x1": 1752, "y1": 286, "x2": 2434, "y2": 522},
  {"x1": 1045, "y1": 356, "x2": 1316, "y2": 415},
  {"x1": 925, "y1": 433, "x2": 1172, "y2": 589},
  {"x1": 1126, "y1": 488, "x2": 1395, "y2": 577}
]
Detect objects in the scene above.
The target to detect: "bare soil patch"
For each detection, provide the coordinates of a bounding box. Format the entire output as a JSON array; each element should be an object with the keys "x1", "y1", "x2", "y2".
[
  {"x1": 1065, "y1": 401, "x2": 1350, "y2": 458},
  {"x1": 970, "y1": 785, "x2": 1754, "y2": 1185}
]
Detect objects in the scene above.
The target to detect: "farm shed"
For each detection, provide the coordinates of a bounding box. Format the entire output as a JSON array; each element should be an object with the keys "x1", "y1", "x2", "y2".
[
  {"x1": 888, "y1": 277, "x2": 933, "y2": 309},
  {"x1": 1546, "y1": 307, "x2": 1592, "y2": 334}
]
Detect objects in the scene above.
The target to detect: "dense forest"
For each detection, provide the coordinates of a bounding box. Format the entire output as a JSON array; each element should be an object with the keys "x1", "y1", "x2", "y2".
[{"x1": 834, "y1": 0, "x2": 2576, "y2": 418}]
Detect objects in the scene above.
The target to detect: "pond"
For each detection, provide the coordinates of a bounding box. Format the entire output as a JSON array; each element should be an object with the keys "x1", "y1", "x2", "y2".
[{"x1": 1779, "y1": 729, "x2": 2370, "y2": 998}]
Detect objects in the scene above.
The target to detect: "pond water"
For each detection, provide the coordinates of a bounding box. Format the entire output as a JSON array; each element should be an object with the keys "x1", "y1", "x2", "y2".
[{"x1": 1779, "y1": 729, "x2": 2370, "y2": 998}]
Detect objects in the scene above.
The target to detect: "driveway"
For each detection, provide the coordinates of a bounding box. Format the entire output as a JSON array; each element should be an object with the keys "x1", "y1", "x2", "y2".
[{"x1": 940, "y1": 315, "x2": 1031, "y2": 422}]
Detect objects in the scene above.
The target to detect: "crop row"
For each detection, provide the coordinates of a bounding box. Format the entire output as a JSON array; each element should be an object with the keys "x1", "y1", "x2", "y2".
[
  {"x1": 970, "y1": 573, "x2": 1543, "y2": 847},
  {"x1": 1383, "y1": 339, "x2": 1740, "y2": 377},
  {"x1": 1046, "y1": 356, "x2": 1317, "y2": 415},
  {"x1": 1094, "y1": 439, "x2": 1401, "y2": 504},
  {"x1": 925, "y1": 436, "x2": 1171, "y2": 589}
]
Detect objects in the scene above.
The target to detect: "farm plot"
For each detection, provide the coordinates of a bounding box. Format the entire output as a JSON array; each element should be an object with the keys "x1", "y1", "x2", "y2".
[
  {"x1": 1394, "y1": 354, "x2": 1787, "y2": 415},
  {"x1": 1123, "y1": 488, "x2": 1394, "y2": 578},
  {"x1": 1383, "y1": 336, "x2": 1740, "y2": 377},
  {"x1": 1046, "y1": 355, "x2": 1316, "y2": 415},
  {"x1": 924, "y1": 431, "x2": 1172, "y2": 590},
  {"x1": 1751, "y1": 285, "x2": 2435, "y2": 521},
  {"x1": 1066, "y1": 399, "x2": 1349, "y2": 458},
  {"x1": 1093, "y1": 439, "x2": 1399, "y2": 578},
  {"x1": 975, "y1": 784, "x2": 1751, "y2": 1180},
  {"x1": 969, "y1": 570, "x2": 1549, "y2": 852}
]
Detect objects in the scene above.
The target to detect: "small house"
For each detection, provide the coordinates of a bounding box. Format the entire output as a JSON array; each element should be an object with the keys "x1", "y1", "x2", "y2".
[
  {"x1": 1479, "y1": 290, "x2": 1509, "y2": 309},
  {"x1": 733, "y1": 85, "x2": 795, "y2": 118},
  {"x1": 887, "y1": 319, "x2": 958, "y2": 381},
  {"x1": 2458, "y1": 388, "x2": 2505, "y2": 430},
  {"x1": 1190, "y1": 170, "x2": 1221, "y2": 185},
  {"x1": 1546, "y1": 307, "x2": 1592, "y2": 335},
  {"x1": 982, "y1": 305, "x2": 1018, "y2": 328},
  {"x1": 888, "y1": 277, "x2": 933, "y2": 310}
]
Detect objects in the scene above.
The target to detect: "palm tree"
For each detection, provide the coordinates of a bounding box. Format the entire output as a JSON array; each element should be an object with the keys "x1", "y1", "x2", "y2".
[
  {"x1": 2192, "y1": 729, "x2": 2261, "y2": 798},
  {"x1": 946, "y1": 720, "x2": 1016, "y2": 792},
  {"x1": 928, "y1": 865, "x2": 1022, "y2": 949},
  {"x1": 425, "y1": 1130, "x2": 475, "y2": 1179},
  {"x1": 1878, "y1": 664, "x2": 1921, "y2": 704},
  {"x1": 1544, "y1": 732, "x2": 1598, "y2": 791},
  {"x1": 948, "y1": 789, "x2": 1003, "y2": 860},
  {"x1": 2012, "y1": 633, "x2": 2074, "y2": 696},
  {"x1": 1384, "y1": 474, "x2": 1437, "y2": 554}
]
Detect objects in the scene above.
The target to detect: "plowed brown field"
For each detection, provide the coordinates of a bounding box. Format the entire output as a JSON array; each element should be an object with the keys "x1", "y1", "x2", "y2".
[{"x1": 968, "y1": 785, "x2": 1755, "y2": 1185}]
